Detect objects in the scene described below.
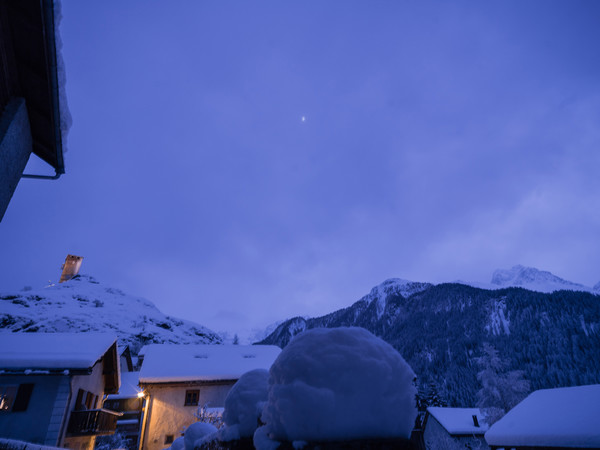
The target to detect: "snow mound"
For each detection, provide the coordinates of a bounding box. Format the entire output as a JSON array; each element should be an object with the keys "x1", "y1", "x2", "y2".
[
  {"x1": 256, "y1": 327, "x2": 417, "y2": 446},
  {"x1": 168, "y1": 437, "x2": 185, "y2": 450},
  {"x1": 222, "y1": 369, "x2": 270, "y2": 439},
  {"x1": 184, "y1": 422, "x2": 217, "y2": 450},
  {"x1": 490, "y1": 265, "x2": 592, "y2": 293}
]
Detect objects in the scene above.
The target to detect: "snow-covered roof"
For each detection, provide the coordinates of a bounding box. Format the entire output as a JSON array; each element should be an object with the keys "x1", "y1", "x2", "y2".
[
  {"x1": 485, "y1": 385, "x2": 600, "y2": 448},
  {"x1": 427, "y1": 407, "x2": 488, "y2": 435},
  {"x1": 139, "y1": 344, "x2": 281, "y2": 383},
  {"x1": 107, "y1": 371, "x2": 141, "y2": 399},
  {"x1": 0, "y1": 333, "x2": 117, "y2": 371}
]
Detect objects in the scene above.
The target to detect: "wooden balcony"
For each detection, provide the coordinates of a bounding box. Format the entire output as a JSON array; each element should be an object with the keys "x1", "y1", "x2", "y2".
[{"x1": 67, "y1": 408, "x2": 123, "y2": 436}]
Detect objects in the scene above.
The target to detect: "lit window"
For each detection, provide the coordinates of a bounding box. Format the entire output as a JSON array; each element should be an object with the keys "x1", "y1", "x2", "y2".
[
  {"x1": 184, "y1": 390, "x2": 199, "y2": 406},
  {"x1": 0, "y1": 386, "x2": 18, "y2": 411}
]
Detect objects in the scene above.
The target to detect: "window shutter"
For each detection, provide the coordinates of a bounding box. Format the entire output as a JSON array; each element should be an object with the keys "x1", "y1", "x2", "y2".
[{"x1": 12, "y1": 383, "x2": 34, "y2": 412}]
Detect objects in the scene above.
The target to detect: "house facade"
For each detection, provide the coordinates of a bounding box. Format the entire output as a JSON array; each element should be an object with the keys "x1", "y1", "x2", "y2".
[
  {"x1": 0, "y1": 333, "x2": 121, "y2": 449},
  {"x1": 485, "y1": 384, "x2": 600, "y2": 450},
  {"x1": 138, "y1": 344, "x2": 281, "y2": 450},
  {"x1": 424, "y1": 407, "x2": 489, "y2": 449}
]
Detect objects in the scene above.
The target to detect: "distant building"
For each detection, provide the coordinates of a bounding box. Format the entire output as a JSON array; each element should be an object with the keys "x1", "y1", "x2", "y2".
[
  {"x1": 0, "y1": 333, "x2": 121, "y2": 449},
  {"x1": 485, "y1": 384, "x2": 600, "y2": 450},
  {"x1": 423, "y1": 407, "x2": 489, "y2": 449},
  {"x1": 0, "y1": 0, "x2": 68, "y2": 222},
  {"x1": 59, "y1": 254, "x2": 84, "y2": 283},
  {"x1": 138, "y1": 344, "x2": 281, "y2": 450}
]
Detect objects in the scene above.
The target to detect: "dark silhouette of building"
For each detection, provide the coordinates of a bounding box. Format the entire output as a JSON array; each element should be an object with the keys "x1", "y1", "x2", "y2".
[{"x1": 0, "y1": 0, "x2": 68, "y2": 221}]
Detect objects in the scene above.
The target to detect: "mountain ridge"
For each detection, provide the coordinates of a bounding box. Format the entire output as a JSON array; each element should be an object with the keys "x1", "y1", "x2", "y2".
[{"x1": 259, "y1": 268, "x2": 600, "y2": 406}]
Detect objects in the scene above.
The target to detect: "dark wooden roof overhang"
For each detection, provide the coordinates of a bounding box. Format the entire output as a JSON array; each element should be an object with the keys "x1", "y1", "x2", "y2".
[
  {"x1": 0, "y1": 0, "x2": 65, "y2": 174},
  {"x1": 102, "y1": 341, "x2": 121, "y2": 395}
]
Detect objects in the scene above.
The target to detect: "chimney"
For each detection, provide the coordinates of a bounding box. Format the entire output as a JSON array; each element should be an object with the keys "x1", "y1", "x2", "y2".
[{"x1": 59, "y1": 254, "x2": 83, "y2": 283}]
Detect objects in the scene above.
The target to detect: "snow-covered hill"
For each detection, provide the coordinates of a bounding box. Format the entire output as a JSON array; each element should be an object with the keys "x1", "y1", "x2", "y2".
[{"x1": 0, "y1": 274, "x2": 221, "y2": 353}]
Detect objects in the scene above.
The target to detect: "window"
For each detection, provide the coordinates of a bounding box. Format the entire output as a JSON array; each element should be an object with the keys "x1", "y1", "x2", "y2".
[
  {"x1": 85, "y1": 392, "x2": 94, "y2": 410},
  {"x1": 184, "y1": 390, "x2": 199, "y2": 406},
  {"x1": 164, "y1": 435, "x2": 174, "y2": 445},
  {"x1": 0, "y1": 386, "x2": 17, "y2": 411},
  {"x1": 0, "y1": 384, "x2": 33, "y2": 412},
  {"x1": 75, "y1": 388, "x2": 98, "y2": 410}
]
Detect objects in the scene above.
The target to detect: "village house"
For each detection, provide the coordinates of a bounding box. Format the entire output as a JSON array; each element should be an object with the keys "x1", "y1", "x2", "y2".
[
  {"x1": 0, "y1": 333, "x2": 121, "y2": 449},
  {"x1": 485, "y1": 384, "x2": 600, "y2": 450},
  {"x1": 137, "y1": 344, "x2": 281, "y2": 450},
  {"x1": 424, "y1": 407, "x2": 489, "y2": 449}
]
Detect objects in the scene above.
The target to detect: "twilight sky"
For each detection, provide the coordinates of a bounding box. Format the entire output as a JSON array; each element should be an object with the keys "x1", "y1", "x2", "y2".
[{"x1": 1, "y1": 1, "x2": 600, "y2": 335}]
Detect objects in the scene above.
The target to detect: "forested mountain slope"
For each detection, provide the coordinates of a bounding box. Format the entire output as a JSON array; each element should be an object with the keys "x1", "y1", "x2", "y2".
[{"x1": 259, "y1": 279, "x2": 600, "y2": 406}]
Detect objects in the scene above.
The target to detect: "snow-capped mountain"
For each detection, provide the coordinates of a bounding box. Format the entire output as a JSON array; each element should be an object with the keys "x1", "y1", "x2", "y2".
[
  {"x1": 259, "y1": 274, "x2": 600, "y2": 407},
  {"x1": 259, "y1": 278, "x2": 432, "y2": 348},
  {"x1": 0, "y1": 274, "x2": 221, "y2": 353},
  {"x1": 489, "y1": 265, "x2": 594, "y2": 293}
]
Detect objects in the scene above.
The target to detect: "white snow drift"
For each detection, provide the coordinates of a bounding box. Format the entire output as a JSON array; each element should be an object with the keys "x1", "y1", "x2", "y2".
[
  {"x1": 221, "y1": 368, "x2": 270, "y2": 439},
  {"x1": 256, "y1": 327, "x2": 417, "y2": 447}
]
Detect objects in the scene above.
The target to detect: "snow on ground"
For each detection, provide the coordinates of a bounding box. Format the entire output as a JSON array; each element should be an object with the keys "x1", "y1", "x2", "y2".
[
  {"x1": 255, "y1": 327, "x2": 417, "y2": 447},
  {"x1": 0, "y1": 333, "x2": 116, "y2": 370},
  {"x1": 0, "y1": 274, "x2": 221, "y2": 353},
  {"x1": 485, "y1": 384, "x2": 600, "y2": 448},
  {"x1": 139, "y1": 344, "x2": 281, "y2": 383}
]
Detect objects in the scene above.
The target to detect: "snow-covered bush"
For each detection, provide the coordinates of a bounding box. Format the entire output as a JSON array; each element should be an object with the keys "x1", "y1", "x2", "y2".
[
  {"x1": 194, "y1": 404, "x2": 224, "y2": 429},
  {"x1": 221, "y1": 368, "x2": 269, "y2": 439},
  {"x1": 255, "y1": 327, "x2": 417, "y2": 447},
  {"x1": 170, "y1": 422, "x2": 217, "y2": 450},
  {"x1": 94, "y1": 431, "x2": 130, "y2": 450}
]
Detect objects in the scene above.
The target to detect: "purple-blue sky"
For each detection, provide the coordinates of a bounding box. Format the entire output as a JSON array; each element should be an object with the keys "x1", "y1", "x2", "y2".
[{"x1": 1, "y1": 1, "x2": 600, "y2": 334}]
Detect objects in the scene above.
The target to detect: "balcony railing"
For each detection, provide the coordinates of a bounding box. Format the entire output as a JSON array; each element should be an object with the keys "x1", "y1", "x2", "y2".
[{"x1": 67, "y1": 408, "x2": 123, "y2": 436}]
